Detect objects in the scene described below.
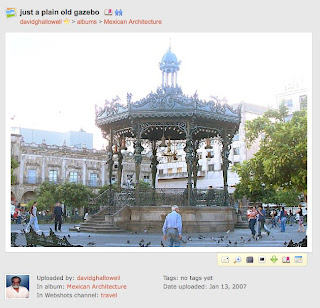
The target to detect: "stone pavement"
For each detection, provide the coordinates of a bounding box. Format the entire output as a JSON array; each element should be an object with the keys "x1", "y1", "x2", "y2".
[{"x1": 11, "y1": 223, "x2": 307, "y2": 248}]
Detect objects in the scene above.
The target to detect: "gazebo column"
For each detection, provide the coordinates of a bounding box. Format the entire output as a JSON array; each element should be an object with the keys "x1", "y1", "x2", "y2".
[
  {"x1": 151, "y1": 139, "x2": 159, "y2": 189},
  {"x1": 134, "y1": 127, "x2": 144, "y2": 206},
  {"x1": 117, "y1": 149, "x2": 123, "y2": 191},
  {"x1": 192, "y1": 140, "x2": 200, "y2": 189},
  {"x1": 221, "y1": 129, "x2": 232, "y2": 206},
  {"x1": 185, "y1": 124, "x2": 194, "y2": 206},
  {"x1": 107, "y1": 128, "x2": 114, "y2": 188}
]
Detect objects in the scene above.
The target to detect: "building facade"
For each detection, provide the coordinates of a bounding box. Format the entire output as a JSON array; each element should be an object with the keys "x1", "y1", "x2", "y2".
[{"x1": 11, "y1": 134, "x2": 151, "y2": 204}]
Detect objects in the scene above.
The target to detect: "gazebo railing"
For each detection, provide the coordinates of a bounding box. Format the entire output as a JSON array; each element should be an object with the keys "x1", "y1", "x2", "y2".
[{"x1": 88, "y1": 188, "x2": 227, "y2": 215}]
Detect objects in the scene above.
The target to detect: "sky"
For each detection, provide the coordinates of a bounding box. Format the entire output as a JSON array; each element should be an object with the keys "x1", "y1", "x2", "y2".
[{"x1": 6, "y1": 33, "x2": 312, "y2": 149}]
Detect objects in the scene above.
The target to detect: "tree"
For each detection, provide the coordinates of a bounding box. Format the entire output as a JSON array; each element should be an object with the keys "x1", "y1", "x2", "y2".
[
  {"x1": 34, "y1": 181, "x2": 60, "y2": 211},
  {"x1": 57, "y1": 183, "x2": 94, "y2": 211},
  {"x1": 234, "y1": 104, "x2": 307, "y2": 202}
]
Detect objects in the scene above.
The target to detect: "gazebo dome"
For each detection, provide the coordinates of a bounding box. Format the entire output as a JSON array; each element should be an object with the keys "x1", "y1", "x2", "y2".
[{"x1": 161, "y1": 48, "x2": 179, "y2": 65}]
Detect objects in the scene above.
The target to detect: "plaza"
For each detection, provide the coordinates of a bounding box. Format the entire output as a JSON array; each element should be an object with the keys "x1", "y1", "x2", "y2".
[{"x1": 11, "y1": 222, "x2": 307, "y2": 248}]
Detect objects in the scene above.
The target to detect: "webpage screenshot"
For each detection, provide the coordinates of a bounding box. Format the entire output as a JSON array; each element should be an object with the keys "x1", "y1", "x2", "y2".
[{"x1": 0, "y1": 0, "x2": 318, "y2": 307}]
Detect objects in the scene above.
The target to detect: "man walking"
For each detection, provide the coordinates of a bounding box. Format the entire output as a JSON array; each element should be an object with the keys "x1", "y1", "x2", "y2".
[
  {"x1": 257, "y1": 205, "x2": 270, "y2": 238},
  {"x1": 53, "y1": 201, "x2": 63, "y2": 232},
  {"x1": 163, "y1": 205, "x2": 182, "y2": 247}
]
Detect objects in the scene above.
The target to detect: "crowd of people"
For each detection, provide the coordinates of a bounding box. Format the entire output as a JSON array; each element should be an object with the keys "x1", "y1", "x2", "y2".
[{"x1": 246, "y1": 204, "x2": 306, "y2": 237}]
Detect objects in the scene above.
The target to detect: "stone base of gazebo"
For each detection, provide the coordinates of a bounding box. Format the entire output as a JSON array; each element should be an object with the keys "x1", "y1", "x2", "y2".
[{"x1": 111, "y1": 206, "x2": 236, "y2": 233}]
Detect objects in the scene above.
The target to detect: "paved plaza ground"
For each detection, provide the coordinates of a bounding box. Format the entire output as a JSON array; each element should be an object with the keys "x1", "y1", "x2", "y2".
[{"x1": 11, "y1": 222, "x2": 308, "y2": 248}]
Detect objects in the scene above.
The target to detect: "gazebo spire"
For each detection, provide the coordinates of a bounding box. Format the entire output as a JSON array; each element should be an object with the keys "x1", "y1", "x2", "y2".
[{"x1": 159, "y1": 45, "x2": 181, "y2": 88}]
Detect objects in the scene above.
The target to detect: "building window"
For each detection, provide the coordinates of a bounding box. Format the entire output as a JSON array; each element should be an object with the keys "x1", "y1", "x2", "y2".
[
  {"x1": 299, "y1": 95, "x2": 307, "y2": 109},
  {"x1": 143, "y1": 175, "x2": 150, "y2": 183},
  {"x1": 167, "y1": 168, "x2": 173, "y2": 174},
  {"x1": 233, "y1": 147, "x2": 240, "y2": 155},
  {"x1": 198, "y1": 165, "x2": 203, "y2": 172},
  {"x1": 89, "y1": 173, "x2": 97, "y2": 186},
  {"x1": 69, "y1": 172, "x2": 78, "y2": 183},
  {"x1": 111, "y1": 176, "x2": 116, "y2": 184},
  {"x1": 177, "y1": 167, "x2": 183, "y2": 173},
  {"x1": 159, "y1": 169, "x2": 164, "y2": 175},
  {"x1": 208, "y1": 164, "x2": 214, "y2": 172},
  {"x1": 27, "y1": 169, "x2": 37, "y2": 184},
  {"x1": 284, "y1": 99, "x2": 293, "y2": 107},
  {"x1": 49, "y1": 170, "x2": 58, "y2": 183},
  {"x1": 233, "y1": 133, "x2": 239, "y2": 141}
]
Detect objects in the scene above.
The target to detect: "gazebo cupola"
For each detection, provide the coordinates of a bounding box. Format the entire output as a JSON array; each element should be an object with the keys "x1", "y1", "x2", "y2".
[{"x1": 159, "y1": 47, "x2": 181, "y2": 88}]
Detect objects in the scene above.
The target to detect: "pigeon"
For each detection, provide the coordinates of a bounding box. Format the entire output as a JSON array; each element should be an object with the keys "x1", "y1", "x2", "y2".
[
  {"x1": 88, "y1": 235, "x2": 91, "y2": 237},
  {"x1": 181, "y1": 239, "x2": 187, "y2": 244},
  {"x1": 247, "y1": 238, "x2": 251, "y2": 242},
  {"x1": 87, "y1": 241, "x2": 96, "y2": 245},
  {"x1": 139, "y1": 242, "x2": 145, "y2": 247},
  {"x1": 127, "y1": 240, "x2": 130, "y2": 244},
  {"x1": 187, "y1": 236, "x2": 192, "y2": 241},
  {"x1": 67, "y1": 234, "x2": 71, "y2": 238},
  {"x1": 145, "y1": 242, "x2": 151, "y2": 247},
  {"x1": 217, "y1": 240, "x2": 220, "y2": 244},
  {"x1": 229, "y1": 240, "x2": 232, "y2": 244},
  {"x1": 234, "y1": 241, "x2": 237, "y2": 245},
  {"x1": 161, "y1": 241, "x2": 165, "y2": 247},
  {"x1": 240, "y1": 239, "x2": 245, "y2": 244},
  {"x1": 140, "y1": 239, "x2": 145, "y2": 243},
  {"x1": 226, "y1": 230, "x2": 230, "y2": 234},
  {"x1": 283, "y1": 241, "x2": 287, "y2": 246},
  {"x1": 210, "y1": 237, "x2": 215, "y2": 240},
  {"x1": 144, "y1": 229, "x2": 148, "y2": 233},
  {"x1": 198, "y1": 234, "x2": 205, "y2": 239}
]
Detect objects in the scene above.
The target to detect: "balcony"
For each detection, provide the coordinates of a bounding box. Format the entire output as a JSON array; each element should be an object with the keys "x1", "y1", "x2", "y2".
[{"x1": 158, "y1": 171, "x2": 205, "y2": 180}]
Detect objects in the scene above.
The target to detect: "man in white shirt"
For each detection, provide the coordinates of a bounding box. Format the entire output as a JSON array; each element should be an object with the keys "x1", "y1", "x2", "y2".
[{"x1": 6, "y1": 276, "x2": 29, "y2": 298}]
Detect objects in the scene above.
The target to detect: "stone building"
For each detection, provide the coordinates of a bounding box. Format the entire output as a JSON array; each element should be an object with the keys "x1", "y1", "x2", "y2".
[{"x1": 11, "y1": 134, "x2": 152, "y2": 204}]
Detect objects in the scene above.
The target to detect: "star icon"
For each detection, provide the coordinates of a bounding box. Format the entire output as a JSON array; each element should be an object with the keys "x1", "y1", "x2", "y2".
[{"x1": 64, "y1": 18, "x2": 70, "y2": 24}]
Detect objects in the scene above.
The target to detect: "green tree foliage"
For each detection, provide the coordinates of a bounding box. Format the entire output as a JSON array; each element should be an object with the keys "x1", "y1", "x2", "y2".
[
  {"x1": 57, "y1": 182, "x2": 94, "y2": 210},
  {"x1": 35, "y1": 182, "x2": 94, "y2": 211},
  {"x1": 234, "y1": 104, "x2": 307, "y2": 202},
  {"x1": 11, "y1": 158, "x2": 19, "y2": 184}
]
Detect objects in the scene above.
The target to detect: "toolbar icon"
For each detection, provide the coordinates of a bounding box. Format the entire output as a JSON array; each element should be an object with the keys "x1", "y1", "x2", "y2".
[
  {"x1": 246, "y1": 256, "x2": 254, "y2": 263},
  {"x1": 234, "y1": 256, "x2": 242, "y2": 264},
  {"x1": 221, "y1": 256, "x2": 229, "y2": 263},
  {"x1": 294, "y1": 256, "x2": 303, "y2": 263},
  {"x1": 259, "y1": 256, "x2": 266, "y2": 263},
  {"x1": 105, "y1": 9, "x2": 113, "y2": 15},
  {"x1": 6, "y1": 8, "x2": 16, "y2": 18},
  {"x1": 270, "y1": 255, "x2": 278, "y2": 263},
  {"x1": 282, "y1": 256, "x2": 290, "y2": 263}
]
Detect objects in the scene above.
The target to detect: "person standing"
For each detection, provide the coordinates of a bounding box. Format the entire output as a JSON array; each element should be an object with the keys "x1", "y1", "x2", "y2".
[
  {"x1": 25, "y1": 201, "x2": 41, "y2": 233},
  {"x1": 247, "y1": 206, "x2": 258, "y2": 238},
  {"x1": 279, "y1": 207, "x2": 287, "y2": 232},
  {"x1": 296, "y1": 204, "x2": 305, "y2": 232},
  {"x1": 257, "y1": 205, "x2": 270, "y2": 237},
  {"x1": 162, "y1": 205, "x2": 182, "y2": 247},
  {"x1": 53, "y1": 201, "x2": 63, "y2": 232},
  {"x1": 6, "y1": 276, "x2": 29, "y2": 298}
]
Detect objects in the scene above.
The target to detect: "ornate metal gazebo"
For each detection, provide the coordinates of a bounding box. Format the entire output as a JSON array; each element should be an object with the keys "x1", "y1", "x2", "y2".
[{"x1": 95, "y1": 47, "x2": 241, "y2": 207}]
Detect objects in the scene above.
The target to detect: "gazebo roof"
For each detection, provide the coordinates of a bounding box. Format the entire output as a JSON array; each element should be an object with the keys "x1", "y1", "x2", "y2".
[{"x1": 95, "y1": 86, "x2": 241, "y2": 140}]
